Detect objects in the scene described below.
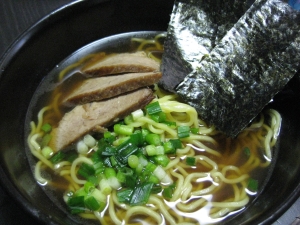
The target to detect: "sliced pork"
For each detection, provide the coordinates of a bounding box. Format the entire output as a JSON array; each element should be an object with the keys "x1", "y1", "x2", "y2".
[
  {"x1": 49, "y1": 88, "x2": 154, "y2": 151},
  {"x1": 63, "y1": 72, "x2": 162, "y2": 105},
  {"x1": 83, "y1": 52, "x2": 160, "y2": 76}
]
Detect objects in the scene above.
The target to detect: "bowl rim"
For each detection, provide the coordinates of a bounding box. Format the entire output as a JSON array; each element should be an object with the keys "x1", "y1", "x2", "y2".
[{"x1": 0, "y1": 0, "x2": 300, "y2": 224}]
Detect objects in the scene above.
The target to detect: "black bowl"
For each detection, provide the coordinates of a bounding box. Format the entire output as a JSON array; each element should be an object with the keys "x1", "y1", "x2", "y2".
[{"x1": 0, "y1": 1, "x2": 300, "y2": 224}]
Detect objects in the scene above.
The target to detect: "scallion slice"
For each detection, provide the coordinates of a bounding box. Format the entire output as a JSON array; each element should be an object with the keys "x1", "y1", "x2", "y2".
[
  {"x1": 145, "y1": 101, "x2": 162, "y2": 115},
  {"x1": 186, "y1": 157, "x2": 196, "y2": 166},
  {"x1": 177, "y1": 126, "x2": 190, "y2": 138},
  {"x1": 41, "y1": 123, "x2": 52, "y2": 133},
  {"x1": 129, "y1": 182, "x2": 154, "y2": 206},
  {"x1": 247, "y1": 178, "x2": 258, "y2": 192}
]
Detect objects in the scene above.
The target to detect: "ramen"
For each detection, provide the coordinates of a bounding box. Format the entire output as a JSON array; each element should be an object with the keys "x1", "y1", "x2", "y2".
[{"x1": 26, "y1": 34, "x2": 281, "y2": 225}]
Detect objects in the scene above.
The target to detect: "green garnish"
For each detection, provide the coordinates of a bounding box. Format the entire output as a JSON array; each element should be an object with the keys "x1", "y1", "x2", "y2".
[
  {"x1": 247, "y1": 178, "x2": 258, "y2": 192},
  {"x1": 186, "y1": 157, "x2": 196, "y2": 166},
  {"x1": 177, "y1": 126, "x2": 190, "y2": 138},
  {"x1": 145, "y1": 101, "x2": 162, "y2": 115}
]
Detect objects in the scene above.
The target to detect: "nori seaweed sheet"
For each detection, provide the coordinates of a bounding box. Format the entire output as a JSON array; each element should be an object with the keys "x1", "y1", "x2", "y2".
[
  {"x1": 176, "y1": 0, "x2": 300, "y2": 137},
  {"x1": 159, "y1": 0, "x2": 254, "y2": 92}
]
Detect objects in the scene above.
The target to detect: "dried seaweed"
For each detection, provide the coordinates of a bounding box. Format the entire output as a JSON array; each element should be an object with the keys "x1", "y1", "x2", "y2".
[
  {"x1": 159, "y1": 0, "x2": 254, "y2": 92},
  {"x1": 176, "y1": 0, "x2": 300, "y2": 137}
]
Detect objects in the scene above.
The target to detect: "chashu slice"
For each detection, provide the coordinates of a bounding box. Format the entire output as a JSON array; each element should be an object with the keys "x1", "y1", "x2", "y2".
[
  {"x1": 49, "y1": 88, "x2": 154, "y2": 151},
  {"x1": 83, "y1": 52, "x2": 160, "y2": 76},
  {"x1": 64, "y1": 72, "x2": 162, "y2": 105}
]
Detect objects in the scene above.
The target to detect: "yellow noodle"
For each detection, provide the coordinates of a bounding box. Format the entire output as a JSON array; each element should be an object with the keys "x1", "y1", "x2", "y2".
[
  {"x1": 137, "y1": 117, "x2": 177, "y2": 137},
  {"x1": 189, "y1": 140, "x2": 221, "y2": 157},
  {"x1": 34, "y1": 161, "x2": 48, "y2": 185},
  {"x1": 177, "y1": 197, "x2": 207, "y2": 212},
  {"x1": 210, "y1": 196, "x2": 249, "y2": 208},
  {"x1": 124, "y1": 206, "x2": 163, "y2": 224},
  {"x1": 149, "y1": 196, "x2": 177, "y2": 224},
  {"x1": 170, "y1": 170, "x2": 185, "y2": 201},
  {"x1": 211, "y1": 171, "x2": 249, "y2": 184},
  {"x1": 108, "y1": 195, "x2": 123, "y2": 225}
]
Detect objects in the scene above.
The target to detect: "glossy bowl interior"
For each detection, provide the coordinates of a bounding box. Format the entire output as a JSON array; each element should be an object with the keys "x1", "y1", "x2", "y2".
[{"x1": 0, "y1": 1, "x2": 300, "y2": 224}]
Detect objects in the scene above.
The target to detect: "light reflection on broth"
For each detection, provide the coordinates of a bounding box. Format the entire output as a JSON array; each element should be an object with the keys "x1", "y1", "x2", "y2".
[{"x1": 25, "y1": 33, "x2": 281, "y2": 225}]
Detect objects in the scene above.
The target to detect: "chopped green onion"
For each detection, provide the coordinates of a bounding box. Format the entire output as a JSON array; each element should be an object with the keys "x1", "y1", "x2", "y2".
[
  {"x1": 162, "y1": 120, "x2": 177, "y2": 128},
  {"x1": 145, "y1": 162, "x2": 157, "y2": 173},
  {"x1": 145, "y1": 133, "x2": 161, "y2": 146},
  {"x1": 41, "y1": 146, "x2": 53, "y2": 159},
  {"x1": 84, "y1": 181, "x2": 95, "y2": 193},
  {"x1": 65, "y1": 152, "x2": 78, "y2": 163},
  {"x1": 104, "y1": 167, "x2": 116, "y2": 179},
  {"x1": 115, "y1": 142, "x2": 139, "y2": 165},
  {"x1": 128, "y1": 155, "x2": 139, "y2": 169},
  {"x1": 108, "y1": 177, "x2": 121, "y2": 189},
  {"x1": 186, "y1": 157, "x2": 196, "y2": 166},
  {"x1": 162, "y1": 183, "x2": 176, "y2": 199},
  {"x1": 103, "y1": 131, "x2": 116, "y2": 143},
  {"x1": 114, "y1": 124, "x2": 134, "y2": 135},
  {"x1": 74, "y1": 187, "x2": 86, "y2": 197},
  {"x1": 153, "y1": 166, "x2": 173, "y2": 185},
  {"x1": 67, "y1": 197, "x2": 86, "y2": 214},
  {"x1": 153, "y1": 166, "x2": 167, "y2": 180},
  {"x1": 41, "y1": 123, "x2": 52, "y2": 133},
  {"x1": 124, "y1": 114, "x2": 134, "y2": 125},
  {"x1": 141, "y1": 128, "x2": 150, "y2": 140},
  {"x1": 125, "y1": 174, "x2": 138, "y2": 188},
  {"x1": 84, "y1": 195, "x2": 101, "y2": 211},
  {"x1": 156, "y1": 146, "x2": 164, "y2": 155},
  {"x1": 146, "y1": 145, "x2": 157, "y2": 156},
  {"x1": 151, "y1": 184, "x2": 162, "y2": 194},
  {"x1": 83, "y1": 134, "x2": 96, "y2": 148},
  {"x1": 117, "y1": 188, "x2": 133, "y2": 203},
  {"x1": 129, "y1": 182, "x2": 154, "y2": 206},
  {"x1": 135, "y1": 164, "x2": 144, "y2": 174},
  {"x1": 103, "y1": 157, "x2": 112, "y2": 167},
  {"x1": 148, "y1": 174, "x2": 160, "y2": 184},
  {"x1": 49, "y1": 151, "x2": 66, "y2": 164},
  {"x1": 77, "y1": 163, "x2": 95, "y2": 180},
  {"x1": 191, "y1": 127, "x2": 199, "y2": 134},
  {"x1": 138, "y1": 155, "x2": 148, "y2": 166},
  {"x1": 104, "y1": 131, "x2": 113, "y2": 139},
  {"x1": 153, "y1": 155, "x2": 170, "y2": 167},
  {"x1": 76, "y1": 140, "x2": 89, "y2": 154},
  {"x1": 163, "y1": 141, "x2": 175, "y2": 154},
  {"x1": 247, "y1": 178, "x2": 258, "y2": 192},
  {"x1": 117, "y1": 167, "x2": 135, "y2": 185},
  {"x1": 131, "y1": 109, "x2": 144, "y2": 120},
  {"x1": 101, "y1": 146, "x2": 116, "y2": 156},
  {"x1": 41, "y1": 133, "x2": 52, "y2": 147},
  {"x1": 244, "y1": 147, "x2": 251, "y2": 157},
  {"x1": 146, "y1": 101, "x2": 162, "y2": 115},
  {"x1": 116, "y1": 171, "x2": 126, "y2": 183},
  {"x1": 177, "y1": 126, "x2": 190, "y2": 138},
  {"x1": 94, "y1": 162, "x2": 105, "y2": 175},
  {"x1": 109, "y1": 155, "x2": 118, "y2": 167},
  {"x1": 113, "y1": 136, "x2": 130, "y2": 146},
  {"x1": 90, "y1": 188, "x2": 107, "y2": 204},
  {"x1": 150, "y1": 111, "x2": 166, "y2": 123},
  {"x1": 169, "y1": 139, "x2": 182, "y2": 149},
  {"x1": 99, "y1": 178, "x2": 112, "y2": 195},
  {"x1": 87, "y1": 175, "x2": 99, "y2": 186},
  {"x1": 129, "y1": 132, "x2": 143, "y2": 147}
]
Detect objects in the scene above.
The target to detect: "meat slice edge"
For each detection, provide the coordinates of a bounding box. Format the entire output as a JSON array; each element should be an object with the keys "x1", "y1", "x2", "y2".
[
  {"x1": 49, "y1": 88, "x2": 155, "y2": 151},
  {"x1": 63, "y1": 72, "x2": 162, "y2": 105},
  {"x1": 83, "y1": 52, "x2": 160, "y2": 76}
]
